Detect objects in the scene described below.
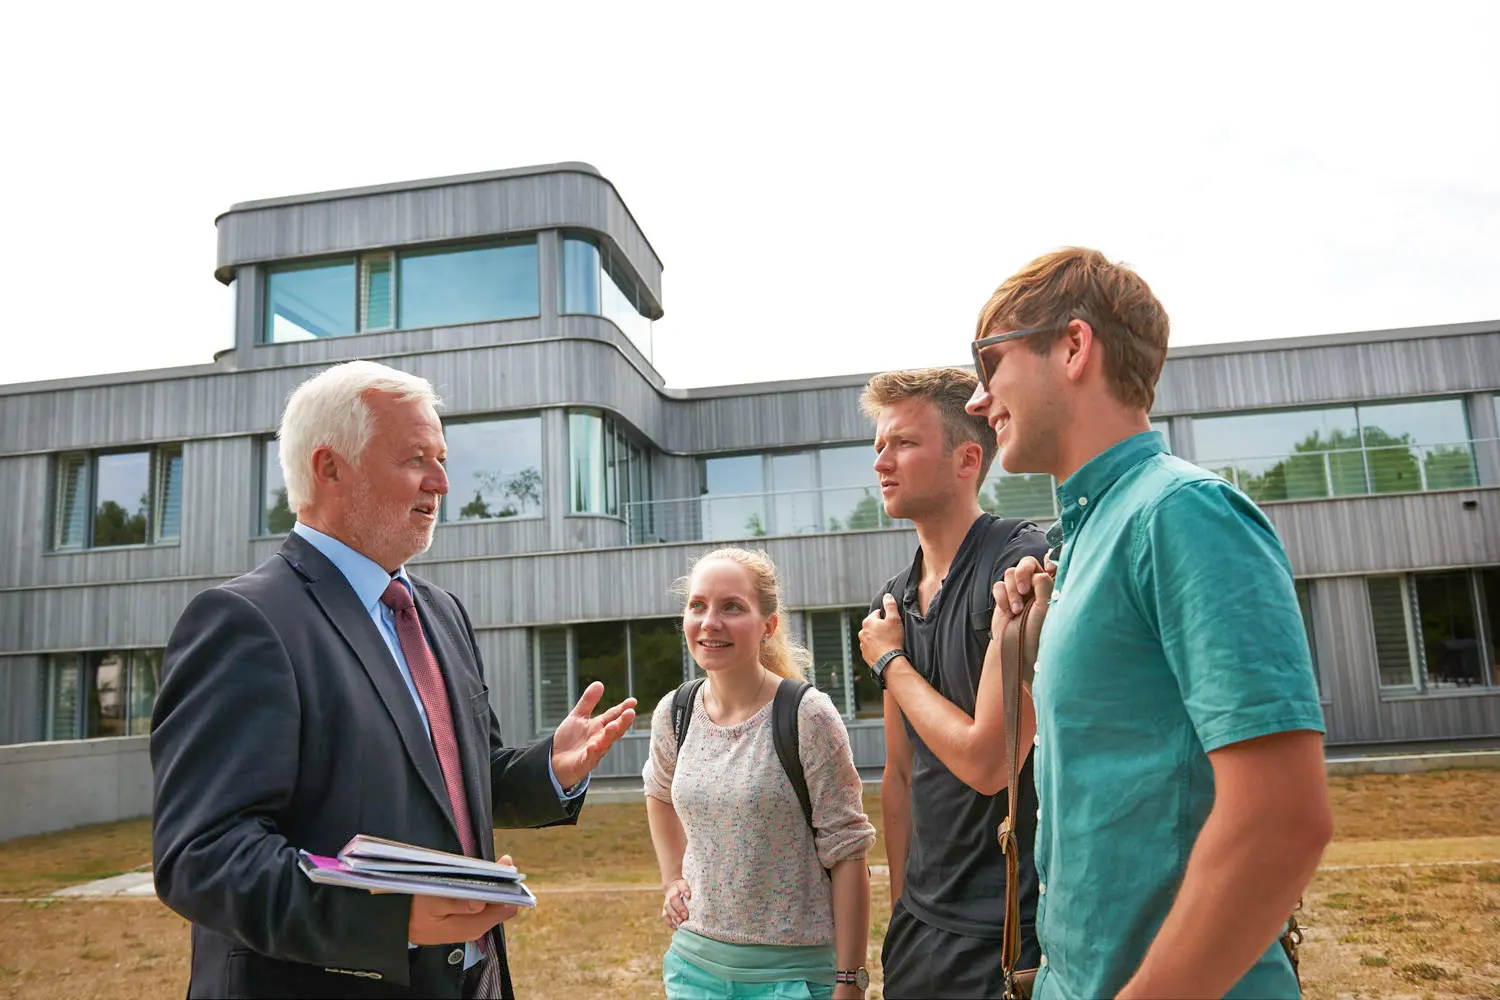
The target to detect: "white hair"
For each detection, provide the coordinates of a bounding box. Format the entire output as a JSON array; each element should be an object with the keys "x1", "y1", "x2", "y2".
[{"x1": 278, "y1": 360, "x2": 443, "y2": 512}]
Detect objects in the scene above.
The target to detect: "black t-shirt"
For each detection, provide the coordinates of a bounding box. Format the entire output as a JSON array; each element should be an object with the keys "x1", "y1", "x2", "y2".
[{"x1": 872, "y1": 513, "x2": 1049, "y2": 940}]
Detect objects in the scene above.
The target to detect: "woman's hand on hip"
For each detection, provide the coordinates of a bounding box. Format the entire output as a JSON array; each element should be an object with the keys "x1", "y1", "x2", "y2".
[{"x1": 661, "y1": 877, "x2": 691, "y2": 929}]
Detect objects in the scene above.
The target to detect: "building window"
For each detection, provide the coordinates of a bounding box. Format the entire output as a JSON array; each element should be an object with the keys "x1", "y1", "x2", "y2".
[
  {"x1": 442, "y1": 416, "x2": 544, "y2": 521},
  {"x1": 53, "y1": 446, "x2": 183, "y2": 550},
  {"x1": 695, "y1": 445, "x2": 893, "y2": 542},
  {"x1": 261, "y1": 439, "x2": 296, "y2": 535},
  {"x1": 979, "y1": 420, "x2": 1168, "y2": 521},
  {"x1": 804, "y1": 608, "x2": 884, "y2": 720},
  {"x1": 266, "y1": 259, "x2": 358, "y2": 341},
  {"x1": 1294, "y1": 579, "x2": 1321, "y2": 695},
  {"x1": 561, "y1": 235, "x2": 654, "y2": 360},
  {"x1": 41, "y1": 650, "x2": 162, "y2": 740},
  {"x1": 569, "y1": 411, "x2": 653, "y2": 519},
  {"x1": 533, "y1": 619, "x2": 686, "y2": 734},
  {"x1": 264, "y1": 239, "x2": 539, "y2": 343},
  {"x1": 1368, "y1": 570, "x2": 1497, "y2": 694},
  {"x1": 1195, "y1": 399, "x2": 1477, "y2": 503}
]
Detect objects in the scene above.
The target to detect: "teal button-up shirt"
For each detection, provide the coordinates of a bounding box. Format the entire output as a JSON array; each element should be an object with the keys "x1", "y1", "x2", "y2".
[{"x1": 1030, "y1": 431, "x2": 1325, "y2": 1000}]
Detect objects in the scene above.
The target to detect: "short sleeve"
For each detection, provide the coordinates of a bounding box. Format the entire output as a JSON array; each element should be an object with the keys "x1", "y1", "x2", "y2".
[
  {"x1": 797, "y1": 689, "x2": 877, "y2": 868},
  {"x1": 988, "y1": 521, "x2": 1051, "y2": 589},
  {"x1": 641, "y1": 691, "x2": 681, "y2": 804},
  {"x1": 1134, "y1": 479, "x2": 1326, "y2": 752}
]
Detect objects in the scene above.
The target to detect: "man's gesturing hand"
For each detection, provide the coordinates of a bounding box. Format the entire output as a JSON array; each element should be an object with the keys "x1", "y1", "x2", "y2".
[
  {"x1": 407, "y1": 855, "x2": 520, "y2": 945},
  {"x1": 551, "y1": 681, "x2": 637, "y2": 790}
]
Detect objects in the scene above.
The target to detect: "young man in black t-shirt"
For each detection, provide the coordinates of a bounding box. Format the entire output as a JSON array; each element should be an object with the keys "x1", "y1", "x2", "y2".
[{"x1": 856, "y1": 368, "x2": 1048, "y2": 998}]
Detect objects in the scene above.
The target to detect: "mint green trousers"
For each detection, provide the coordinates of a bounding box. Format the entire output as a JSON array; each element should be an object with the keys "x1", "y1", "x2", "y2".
[{"x1": 662, "y1": 948, "x2": 835, "y2": 1000}]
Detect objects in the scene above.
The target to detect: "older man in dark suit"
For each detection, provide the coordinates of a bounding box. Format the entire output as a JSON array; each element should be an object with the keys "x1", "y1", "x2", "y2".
[{"x1": 150, "y1": 360, "x2": 637, "y2": 999}]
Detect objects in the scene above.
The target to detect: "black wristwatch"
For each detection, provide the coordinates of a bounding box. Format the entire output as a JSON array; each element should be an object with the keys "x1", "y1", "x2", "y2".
[
  {"x1": 869, "y1": 649, "x2": 909, "y2": 690},
  {"x1": 835, "y1": 967, "x2": 870, "y2": 989}
]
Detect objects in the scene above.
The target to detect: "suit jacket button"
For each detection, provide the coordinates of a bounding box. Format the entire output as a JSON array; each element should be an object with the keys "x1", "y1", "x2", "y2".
[{"x1": 447, "y1": 948, "x2": 464, "y2": 966}]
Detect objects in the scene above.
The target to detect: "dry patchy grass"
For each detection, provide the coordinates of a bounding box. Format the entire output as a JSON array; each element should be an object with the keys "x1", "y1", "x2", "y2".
[
  {"x1": 0, "y1": 769, "x2": 1496, "y2": 1000},
  {"x1": 0, "y1": 819, "x2": 152, "y2": 899},
  {"x1": 1328, "y1": 770, "x2": 1500, "y2": 841},
  {"x1": 0, "y1": 901, "x2": 188, "y2": 1000},
  {"x1": 1297, "y1": 862, "x2": 1500, "y2": 1000}
]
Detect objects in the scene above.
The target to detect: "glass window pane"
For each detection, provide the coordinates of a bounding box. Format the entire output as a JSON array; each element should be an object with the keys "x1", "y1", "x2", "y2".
[
  {"x1": 87, "y1": 651, "x2": 128, "y2": 738},
  {"x1": 263, "y1": 439, "x2": 296, "y2": 534},
  {"x1": 128, "y1": 650, "x2": 161, "y2": 735},
  {"x1": 630, "y1": 619, "x2": 686, "y2": 729},
  {"x1": 1481, "y1": 569, "x2": 1500, "y2": 688},
  {"x1": 266, "y1": 261, "x2": 356, "y2": 342},
  {"x1": 443, "y1": 416, "x2": 544, "y2": 521},
  {"x1": 570, "y1": 412, "x2": 606, "y2": 514},
  {"x1": 155, "y1": 447, "x2": 183, "y2": 541},
  {"x1": 398, "y1": 242, "x2": 539, "y2": 329},
  {"x1": 1194, "y1": 407, "x2": 1362, "y2": 502},
  {"x1": 770, "y1": 452, "x2": 818, "y2": 535},
  {"x1": 1368, "y1": 576, "x2": 1417, "y2": 690},
  {"x1": 701, "y1": 455, "x2": 767, "y2": 540},
  {"x1": 54, "y1": 454, "x2": 88, "y2": 549},
  {"x1": 360, "y1": 253, "x2": 394, "y2": 330},
  {"x1": 848, "y1": 610, "x2": 883, "y2": 719},
  {"x1": 1415, "y1": 571, "x2": 1484, "y2": 689},
  {"x1": 94, "y1": 452, "x2": 150, "y2": 547},
  {"x1": 601, "y1": 253, "x2": 653, "y2": 359},
  {"x1": 982, "y1": 471, "x2": 1057, "y2": 520},
  {"x1": 1295, "y1": 580, "x2": 1320, "y2": 694},
  {"x1": 534, "y1": 628, "x2": 571, "y2": 731},
  {"x1": 819, "y1": 445, "x2": 883, "y2": 532},
  {"x1": 575, "y1": 622, "x2": 628, "y2": 708},
  {"x1": 45, "y1": 656, "x2": 81, "y2": 741},
  {"x1": 561, "y1": 238, "x2": 601, "y2": 314},
  {"x1": 1149, "y1": 419, "x2": 1172, "y2": 453},
  {"x1": 1359, "y1": 399, "x2": 1475, "y2": 492},
  {"x1": 807, "y1": 611, "x2": 849, "y2": 715},
  {"x1": 604, "y1": 426, "x2": 618, "y2": 516}
]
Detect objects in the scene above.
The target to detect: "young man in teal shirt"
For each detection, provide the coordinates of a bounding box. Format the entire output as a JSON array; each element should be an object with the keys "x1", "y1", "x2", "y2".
[{"x1": 964, "y1": 248, "x2": 1333, "y2": 999}]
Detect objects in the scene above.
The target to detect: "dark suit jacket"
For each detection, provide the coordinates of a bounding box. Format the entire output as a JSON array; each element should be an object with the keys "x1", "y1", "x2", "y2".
[{"x1": 150, "y1": 532, "x2": 581, "y2": 999}]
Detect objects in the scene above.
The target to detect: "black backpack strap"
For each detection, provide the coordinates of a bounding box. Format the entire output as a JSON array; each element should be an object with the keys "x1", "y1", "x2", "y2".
[
  {"x1": 771, "y1": 677, "x2": 816, "y2": 833},
  {"x1": 672, "y1": 677, "x2": 706, "y2": 754},
  {"x1": 970, "y1": 516, "x2": 1034, "y2": 644}
]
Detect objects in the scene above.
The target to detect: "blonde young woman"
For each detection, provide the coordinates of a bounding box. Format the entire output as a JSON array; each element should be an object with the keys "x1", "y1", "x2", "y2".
[{"x1": 643, "y1": 548, "x2": 876, "y2": 1000}]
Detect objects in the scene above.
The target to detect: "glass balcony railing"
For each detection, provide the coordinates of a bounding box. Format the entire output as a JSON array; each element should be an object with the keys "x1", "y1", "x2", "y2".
[
  {"x1": 625, "y1": 485, "x2": 910, "y2": 545},
  {"x1": 624, "y1": 438, "x2": 1496, "y2": 546},
  {"x1": 1199, "y1": 438, "x2": 1494, "y2": 506}
]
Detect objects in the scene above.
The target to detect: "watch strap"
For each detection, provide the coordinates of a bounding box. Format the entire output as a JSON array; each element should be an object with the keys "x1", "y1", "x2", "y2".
[{"x1": 871, "y1": 648, "x2": 908, "y2": 688}]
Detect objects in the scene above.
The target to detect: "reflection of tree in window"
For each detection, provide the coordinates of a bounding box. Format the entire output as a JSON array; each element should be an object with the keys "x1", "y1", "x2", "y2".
[
  {"x1": 630, "y1": 619, "x2": 686, "y2": 728},
  {"x1": 267, "y1": 488, "x2": 296, "y2": 533},
  {"x1": 457, "y1": 466, "x2": 543, "y2": 519}
]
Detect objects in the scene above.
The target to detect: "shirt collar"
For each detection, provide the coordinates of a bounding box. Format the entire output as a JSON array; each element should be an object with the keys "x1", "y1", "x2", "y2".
[
  {"x1": 291, "y1": 522, "x2": 411, "y2": 613},
  {"x1": 1054, "y1": 430, "x2": 1168, "y2": 539}
]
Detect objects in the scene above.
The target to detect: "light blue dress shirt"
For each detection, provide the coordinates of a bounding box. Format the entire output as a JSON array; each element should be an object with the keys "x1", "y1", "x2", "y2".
[{"x1": 292, "y1": 523, "x2": 586, "y2": 966}]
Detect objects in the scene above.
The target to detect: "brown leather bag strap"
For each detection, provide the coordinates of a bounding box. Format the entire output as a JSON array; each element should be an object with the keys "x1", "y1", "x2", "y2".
[{"x1": 997, "y1": 573, "x2": 1051, "y2": 987}]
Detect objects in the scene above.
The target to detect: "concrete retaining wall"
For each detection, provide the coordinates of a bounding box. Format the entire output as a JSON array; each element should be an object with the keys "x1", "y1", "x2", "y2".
[
  {"x1": 4, "y1": 740, "x2": 1497, "y2": 841},
  {"x1": 0, "y1": 736, "x2": 151, "y2": 842}
]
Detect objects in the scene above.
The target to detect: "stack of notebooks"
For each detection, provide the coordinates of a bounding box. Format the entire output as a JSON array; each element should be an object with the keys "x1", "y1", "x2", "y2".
[{"x1": 298, "y1": 835, "x2": 537, "y2": 908}]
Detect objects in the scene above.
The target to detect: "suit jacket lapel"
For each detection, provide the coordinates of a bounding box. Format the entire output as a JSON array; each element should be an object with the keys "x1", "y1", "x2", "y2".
[
  {"x1": 278, "y1": 534, "x2": 458, "y2": 838},
  {"x1": 412, "y1": 578, "x2": 494, "y2": 860}
]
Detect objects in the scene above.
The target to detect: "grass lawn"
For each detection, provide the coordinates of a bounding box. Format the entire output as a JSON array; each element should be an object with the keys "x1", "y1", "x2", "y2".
[{"x1": 1, "y1": 770, "x2": 1497, "y2": 999}]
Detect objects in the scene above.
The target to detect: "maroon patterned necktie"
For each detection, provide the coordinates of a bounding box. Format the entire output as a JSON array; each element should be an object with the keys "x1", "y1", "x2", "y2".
[{"x1": 380, "y1": 579, "x2": 504, "y2": 998}]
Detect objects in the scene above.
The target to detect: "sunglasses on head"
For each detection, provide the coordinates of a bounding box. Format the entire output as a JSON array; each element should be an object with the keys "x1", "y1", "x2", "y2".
[{"x1": 970, "y1": 324, "x2": 1061, "y2": 387}]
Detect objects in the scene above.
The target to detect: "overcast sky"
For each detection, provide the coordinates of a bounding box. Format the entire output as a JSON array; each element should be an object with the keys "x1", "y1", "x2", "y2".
[{"x1": 2, "y1": 1, "x2": 1496, "y2": 390}]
